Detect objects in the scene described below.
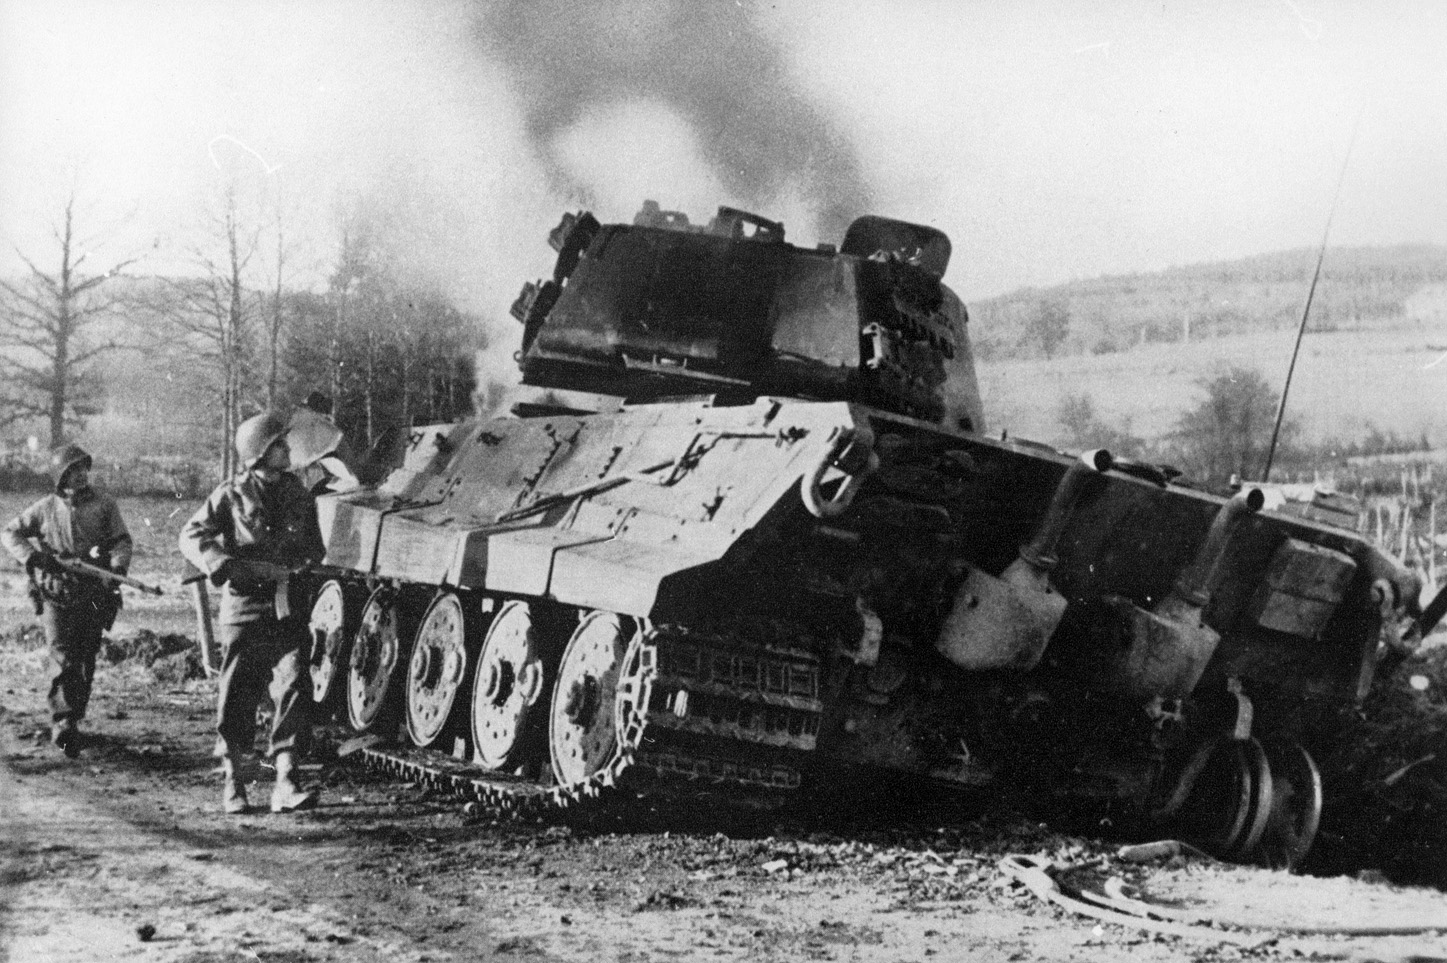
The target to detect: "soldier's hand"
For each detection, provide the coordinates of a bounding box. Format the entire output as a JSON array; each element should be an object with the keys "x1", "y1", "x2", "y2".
[
  {"x1": 36, "y1": 568, "x2": 71, "y2": 600},
  {"x1": 217, "y1": 558, "x2": 258, "y2": 590},
  {"x1": 219, "y1": 558, "x2": 290, "y2": 591},
  {"x1": 26, "y1": 552, "x2": 62, "y2": 577}
]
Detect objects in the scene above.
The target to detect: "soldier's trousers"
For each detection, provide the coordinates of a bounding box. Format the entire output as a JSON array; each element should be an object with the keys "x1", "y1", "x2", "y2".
[
  {"x1": 41, "y1": 601, "x2": 105, "y2": 725},
  {"x1": 215, "y1": 616, "x2": 311, "y2": 759}
]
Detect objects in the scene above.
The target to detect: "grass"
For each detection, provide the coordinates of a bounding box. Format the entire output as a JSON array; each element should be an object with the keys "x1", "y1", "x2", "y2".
[{"x1": 977, "y1": 317, "x2": 1447, "y2": 455}]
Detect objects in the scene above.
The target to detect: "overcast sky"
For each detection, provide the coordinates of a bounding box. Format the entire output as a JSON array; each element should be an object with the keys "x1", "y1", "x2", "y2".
[{"x1": 3, "y1": 0, "x2": 1445, "y2": 328}]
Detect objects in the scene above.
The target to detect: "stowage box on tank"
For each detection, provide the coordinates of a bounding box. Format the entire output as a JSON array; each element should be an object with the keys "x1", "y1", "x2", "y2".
[{"x1": 304, "y1": 201, "x2": 1421, "y2": 868}]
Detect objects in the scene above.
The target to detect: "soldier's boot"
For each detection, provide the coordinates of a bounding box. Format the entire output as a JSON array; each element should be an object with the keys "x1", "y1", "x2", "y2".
[
  {"x1": 51, "y1": 720, "x2": 79, "y2": 759},
  {"x1": 269, "y1": 750, "x2": 318, "y2": 813},
  {"x1": 221, "y1": 755, "x2": 250, "y2": 814}
]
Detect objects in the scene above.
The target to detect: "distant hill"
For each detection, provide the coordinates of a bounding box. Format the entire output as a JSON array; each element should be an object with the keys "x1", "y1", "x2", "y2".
[
  {"x1": 970, "y1": 245, "x2": 1447, "y2": 454},
  {"x1": 7, "y1": 245, "x2": 1447, "y2": 465},
  {"x1": 969, "y1": 244, "x2": 1447, "y2": 361}
]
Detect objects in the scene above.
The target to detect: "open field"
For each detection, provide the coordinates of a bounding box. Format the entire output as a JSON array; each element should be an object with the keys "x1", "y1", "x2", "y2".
[{"x1": 978, "y1": 318, "x2": 1447, "y2": 453}]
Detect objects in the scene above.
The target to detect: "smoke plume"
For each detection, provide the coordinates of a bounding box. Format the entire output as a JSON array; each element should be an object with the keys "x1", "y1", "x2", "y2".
[{"x1": 474, "y1": 0, "x2": 872, "y2": 242}]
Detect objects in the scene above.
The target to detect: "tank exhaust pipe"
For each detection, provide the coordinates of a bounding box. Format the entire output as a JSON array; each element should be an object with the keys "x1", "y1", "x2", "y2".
[
  {"x1": 936, "y1": 450, "x2": 1111, "y2": 672},
  {"x1": 1019, "y1": 449, "x2": 1113, "y2": 573},
  {"x1": 1103, "y1": 488, "x2": 1264, "y2": 701},
  {"x1": 1171, "y1": 487, "x2": 1266, "y2": 608}
]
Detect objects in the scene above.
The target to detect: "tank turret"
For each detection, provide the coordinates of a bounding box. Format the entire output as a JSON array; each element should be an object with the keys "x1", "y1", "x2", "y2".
[{"x1": 510, "y1": 202, "x2": 984, "y2": 431}]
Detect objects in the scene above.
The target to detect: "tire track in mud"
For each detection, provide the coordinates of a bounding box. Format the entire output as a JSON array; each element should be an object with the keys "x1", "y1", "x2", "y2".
[{"x1": 0, "y1": 720, "x2": 424, "y2": 963}]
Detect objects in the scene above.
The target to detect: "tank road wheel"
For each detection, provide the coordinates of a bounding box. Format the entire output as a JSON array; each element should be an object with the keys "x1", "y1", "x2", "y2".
[
  {"x1": 308, "y1": 580, "x2": 361, "y2": 711},
  {"x1": 1252, "y1": 740, "x2": 1323, "y2": 871},
  {"x1": 471, "y1": 601, "x2": 556, "y2": 771},
  {"x1": 348, "y1": 587, "x2": 407, "y2": 734},
  {"x1": 548, "y1": 611, "x2": 640, "y2": 786},
  {"x1": 405, "y1": 592, "x2": 475, "y2": 749}
]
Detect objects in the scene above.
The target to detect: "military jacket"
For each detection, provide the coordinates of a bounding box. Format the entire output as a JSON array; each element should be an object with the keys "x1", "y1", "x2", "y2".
[
  {"x1": 1, "y1": 487, "x2": 132, "y2": 571},
  {"x1": 179, "y1": 470, "x2": 323, "y2": 624}
]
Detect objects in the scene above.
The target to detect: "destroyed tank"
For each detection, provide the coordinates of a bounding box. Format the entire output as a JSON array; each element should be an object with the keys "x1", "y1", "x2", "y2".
[{"x1": 306, "y1": 201, "x2": 1423, "y2": 868}]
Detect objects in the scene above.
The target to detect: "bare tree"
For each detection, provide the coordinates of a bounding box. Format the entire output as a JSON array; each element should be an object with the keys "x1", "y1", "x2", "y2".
[
  {"x1": 260, "y1": 194, "x2": 309, "y2": 409},
  {"x1": 265, "y1": 209, "x2": 287, "y2": 407},
  {"x1": 157, "y1": 186, "x2": 261, "y2": 479},
  {"x1": 326, "y1": 219, "x2": 375, "y2": 445},
  {"x1": 0, "y1": 192, "x2": 137, "y2": 445}
]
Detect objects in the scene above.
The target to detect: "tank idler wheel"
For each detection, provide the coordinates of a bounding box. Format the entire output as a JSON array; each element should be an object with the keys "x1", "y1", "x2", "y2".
[
  {"x1": 548, "y1": 611, "x2": 640, "y2": 786},
  {"x1": 348, "y1": 587, "x2": 406, "y2": 734},
  {"x1": 1176, "y1": 738, "x2": 1256, "y2": 856},
  {"x1": 1229, "y1": 737, "x2": 1274, "y2": 860},
  {"x1": 308, "y1": 579, "x2": 361, "y2": 710},
  {"x1": 471, "y1": 601, "x2": 558, "y2": 771},
  {"x1": 1251, "y1": 740, "x2": 1323, "y2": 871},
  {"x1": 405, "y1": 592, "x2": 475, "y2": 749}
]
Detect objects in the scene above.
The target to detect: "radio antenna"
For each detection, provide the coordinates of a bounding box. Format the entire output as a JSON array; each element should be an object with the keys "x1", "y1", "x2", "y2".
[{"x1": 1261, "y1": 109, "x2": 1364, "y2": 481}]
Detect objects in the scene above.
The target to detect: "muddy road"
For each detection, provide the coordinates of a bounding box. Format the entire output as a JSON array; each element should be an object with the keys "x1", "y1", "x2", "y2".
[{"x1": 2, "y1": 634, "x2": 1446, "y2": 963}]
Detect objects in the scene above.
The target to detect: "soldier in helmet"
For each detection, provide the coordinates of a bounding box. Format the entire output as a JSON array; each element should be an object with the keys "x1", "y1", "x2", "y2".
[
  {"x1": 1, "y1": 444, "x2": 132, "y2": 757},
  {"x1": 178, "y1": 412, "x2": 325, "y2": 814}
]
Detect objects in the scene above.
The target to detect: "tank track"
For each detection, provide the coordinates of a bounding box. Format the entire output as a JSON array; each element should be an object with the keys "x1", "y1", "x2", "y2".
[{"x1": 357, "y1": 622, "x2": 825, "y2": 817}]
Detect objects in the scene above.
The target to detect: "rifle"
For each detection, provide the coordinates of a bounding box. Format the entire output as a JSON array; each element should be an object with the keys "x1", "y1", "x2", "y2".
[{"x1": 51, "y1": 556, "x2": 163, "y2": 596}]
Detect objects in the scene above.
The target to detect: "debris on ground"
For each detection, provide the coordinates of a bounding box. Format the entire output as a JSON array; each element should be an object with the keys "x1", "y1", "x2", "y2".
[
  {"x1": 1310, "y1": 644, "x2": 1447, "y2": 887},
  {"x1": 100, "y1": 629, "x2": 194, "y2": 669}
]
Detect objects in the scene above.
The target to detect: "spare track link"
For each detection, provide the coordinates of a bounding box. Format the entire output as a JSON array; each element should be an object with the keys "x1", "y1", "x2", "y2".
[{"x1": 359, "y1": 623, "x2": 825, "y2": 816}]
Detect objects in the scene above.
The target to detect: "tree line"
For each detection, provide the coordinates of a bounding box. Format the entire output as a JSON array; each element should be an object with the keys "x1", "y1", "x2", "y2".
[{"x1": 0, "y1": 187, "x2": 485, "y2": 479}]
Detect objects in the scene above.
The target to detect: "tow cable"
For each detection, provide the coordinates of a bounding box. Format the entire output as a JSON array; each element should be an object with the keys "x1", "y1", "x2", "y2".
[{"x1": 1000, "y1": 852, "x2": 1446, "y2": 944}]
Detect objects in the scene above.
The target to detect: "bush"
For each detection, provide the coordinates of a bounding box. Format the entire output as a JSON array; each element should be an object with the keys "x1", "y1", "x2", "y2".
[
  {"x1": 1167, "y1": 365, "x2": 1289, "y2": 489},
  {"x1": 101, "y1": 630, "x2": 194, "y2": 666},
  {"x1": 0, "y1": 453, "x2": 212, "y2": 499},
  {"x1": 150, "y1": 648, "x2": 206, "y2": 685},
  {"x1": 1056, "y1": 392, "x2": 1145, "y2": 458}
]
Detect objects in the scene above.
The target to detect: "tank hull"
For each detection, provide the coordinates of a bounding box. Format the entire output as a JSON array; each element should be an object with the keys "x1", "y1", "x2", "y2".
[
  {"x1": 314, "y1": 396, "x2": 1405, "y2": 858},
  {"x1": 307, "y1": 203, "x2": 1416, "y2": 867}
]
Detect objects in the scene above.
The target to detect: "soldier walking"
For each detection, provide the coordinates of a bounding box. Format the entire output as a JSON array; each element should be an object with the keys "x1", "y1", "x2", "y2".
[
  {"x1": 2, "y1": 444, "x2": 132, "y2": 757},
  {"x1": 178, "y1": 412, "x2": 325, "y2": 814}
]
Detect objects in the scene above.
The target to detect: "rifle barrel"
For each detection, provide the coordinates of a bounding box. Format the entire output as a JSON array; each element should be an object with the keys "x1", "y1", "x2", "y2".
[{"x1": 55, "y1": 557, "x2": 164, "y2": 596}]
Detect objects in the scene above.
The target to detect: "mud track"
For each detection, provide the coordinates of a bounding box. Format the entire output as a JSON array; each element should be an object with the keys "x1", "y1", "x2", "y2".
[{"x1": 2, "y1": 640, "x2": 1445, "y2": 963}]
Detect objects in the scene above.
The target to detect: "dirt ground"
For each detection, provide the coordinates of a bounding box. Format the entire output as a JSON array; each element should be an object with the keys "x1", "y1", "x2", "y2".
[{"x1": 3, "y1": 623, "x2": 1446, "y2": 963}]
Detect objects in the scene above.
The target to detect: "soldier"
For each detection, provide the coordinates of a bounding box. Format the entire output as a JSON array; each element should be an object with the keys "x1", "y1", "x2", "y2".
[
  {"x1": 178, "y1": 412, "x2": 324, "y2": 814},
  {"x1": 1, "y1": 444, "x2": 132, "y2": 757}
]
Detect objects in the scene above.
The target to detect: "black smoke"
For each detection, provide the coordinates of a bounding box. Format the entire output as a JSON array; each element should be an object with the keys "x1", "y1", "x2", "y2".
[{"x1": 473, "y1": 0, "x2": 871, "y2": 242}]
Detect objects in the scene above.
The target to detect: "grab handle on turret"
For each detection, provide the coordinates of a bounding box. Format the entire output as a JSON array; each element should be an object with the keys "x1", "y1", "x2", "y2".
[{"x1": 1018, "y1": 449, "x2": 1113, "y2": 572}]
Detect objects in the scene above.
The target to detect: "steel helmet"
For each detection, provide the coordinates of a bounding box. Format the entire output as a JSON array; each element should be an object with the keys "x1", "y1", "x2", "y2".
[
  {"x1": 49, "y1": 443, "x2": 93, "y2": 491},
  {"x1": 235, "y1": 411, "x2": 290, "y2": 469}
]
